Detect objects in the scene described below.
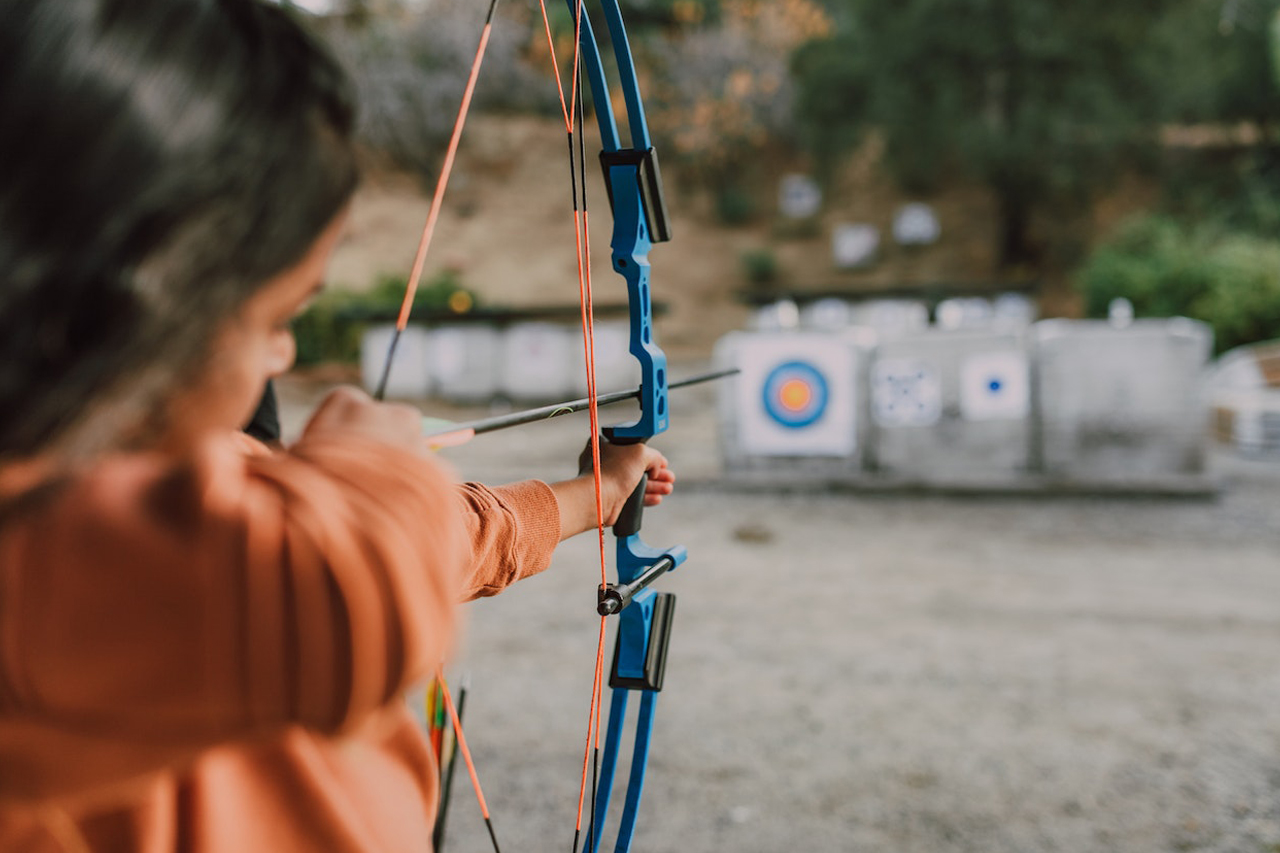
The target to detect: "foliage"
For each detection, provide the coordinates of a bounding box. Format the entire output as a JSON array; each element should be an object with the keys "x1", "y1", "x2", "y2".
[
  {"x1": 788, "y1": 28, "x2": 867, "y2": 175},
  {"x1": 794, "y1": 0, "x2": 1177, "y2": 267},
  {"x1": 1149, "y1": 0, "x2": 1280, "y2": 127},
  {"x1": 715, "y1": 183, "x2": 757, "y2": 225},
  {"x1": 619, "y1": 0, "x2": 722, "y2": 27},
  {"x1": 1197, "y1": 235, "x2": 1280, "y2": 350},
  {"x1": 1162, "y1": 147, "x2": 1280, "y2": 238},
  {"x1": 327, "y1": 1, "x2": 557, "y2": 178},
  {"x1": 292, "y1": 271, "x2": 478, "y2": 366},
  {"x1": 356, "y1": 271, "x2": 478, "y2": 318},
  {"x1": 1078, "y1": 216, "x2": 1214, "y2": 318},
  {"x1": 740, "y1": 247, "x2": 780, "y2": 286},
  {"x1": 1272, "y1": 6, "x2": 1280, "y2": 88},
  {"x1": 318, "y1": 0, "x2": 830, "y2": 206},
  {"x1": 291, "y1": 290, "x2": 365, "y2": 367},
  {"x1": 1077, "y1": 214, "x2": 1280, "y2": 352},
  {"x1": 643, "y1": 0, "x2": 831, "y2": 191}
]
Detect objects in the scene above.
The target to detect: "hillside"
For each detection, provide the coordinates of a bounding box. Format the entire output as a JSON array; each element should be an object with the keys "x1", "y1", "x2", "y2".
[{"x1": 327, "y1": 114, "x2": 1152, "y2": 360}]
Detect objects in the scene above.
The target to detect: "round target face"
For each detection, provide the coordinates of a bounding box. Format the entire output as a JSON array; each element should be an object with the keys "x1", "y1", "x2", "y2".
[
  {"x1": 762, "y1": 361, "x2": 829, "y2": 428},
  {"x1": 959, "y1": 351, "x2": 1029, "y2": 421}
]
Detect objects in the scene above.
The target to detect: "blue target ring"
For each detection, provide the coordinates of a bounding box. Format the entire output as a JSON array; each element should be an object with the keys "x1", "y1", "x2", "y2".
[{"x1": 762, "y1": 361, "x2": 829, "y2": 429}]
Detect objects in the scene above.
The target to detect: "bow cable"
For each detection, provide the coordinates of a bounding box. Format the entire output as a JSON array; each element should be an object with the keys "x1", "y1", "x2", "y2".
[
  {"x1": 534, "y1": 4, "x2": 614, "y2": 849},
  {"x1": 576, "y1": 75, "x2": 612, "y2": 853}
]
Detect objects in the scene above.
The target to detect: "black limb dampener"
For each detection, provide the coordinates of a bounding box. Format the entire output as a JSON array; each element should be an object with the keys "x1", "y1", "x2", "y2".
[
  {"x1": 599, "y1": 147, "x2": 672, "y2": 244},
  {"x1": 608, "y1": 591, "x2": 676, "y2": 692}
]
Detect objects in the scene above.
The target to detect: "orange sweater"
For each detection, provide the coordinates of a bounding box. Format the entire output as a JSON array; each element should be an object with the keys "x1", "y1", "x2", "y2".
[{"x1": 0, "y1": 433, "x2": 561, "y2": 852}]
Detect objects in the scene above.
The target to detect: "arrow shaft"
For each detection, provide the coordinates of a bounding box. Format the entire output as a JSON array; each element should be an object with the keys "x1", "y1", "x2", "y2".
[{"x1": 424, "y1": 368, "x2": 737, "y2": 439}]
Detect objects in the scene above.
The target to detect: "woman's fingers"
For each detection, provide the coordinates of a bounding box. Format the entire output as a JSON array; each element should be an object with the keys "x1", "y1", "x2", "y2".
[{"x1": 642, "y1": 464, "x2": 675, "y2": 506}]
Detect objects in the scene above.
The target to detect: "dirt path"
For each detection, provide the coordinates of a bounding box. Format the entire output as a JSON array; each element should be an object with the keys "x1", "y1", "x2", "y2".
[{"x1": 279, "y1": 371, "x2": 1280, "y2": 853}]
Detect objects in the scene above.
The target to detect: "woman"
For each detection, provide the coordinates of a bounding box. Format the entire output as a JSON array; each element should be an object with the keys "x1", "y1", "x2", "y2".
[{"x1": 0, "y1": 1, "x2": 673, "y2": 850}]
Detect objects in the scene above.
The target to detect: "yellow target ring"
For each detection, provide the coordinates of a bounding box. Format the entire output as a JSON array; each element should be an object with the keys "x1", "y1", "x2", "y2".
[{"x1": 778, "y1": 379, "x2": 813, "y2": 412}]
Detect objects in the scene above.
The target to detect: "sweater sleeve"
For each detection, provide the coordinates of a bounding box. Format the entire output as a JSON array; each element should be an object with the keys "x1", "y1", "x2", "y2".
[
  {"x1": 454, "y1": 480, "x2": 561, "y2": 600},
  {"x1": 0, "y1": 434, "x2": 468, "y2": 803}
]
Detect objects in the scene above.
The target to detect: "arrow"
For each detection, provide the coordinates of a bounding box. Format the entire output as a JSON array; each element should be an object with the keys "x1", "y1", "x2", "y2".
[{"x1": 420, "y1": 367, "x2": 737, "y2": 448}]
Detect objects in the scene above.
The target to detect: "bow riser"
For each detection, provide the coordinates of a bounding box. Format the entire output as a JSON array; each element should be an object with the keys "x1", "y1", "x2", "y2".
[
  {"x1": 605, "y1": 192, "x2": 666, "y2": 440},
  {"x1": 572, "y1": 3, "x2": 672, "y2": 442}
]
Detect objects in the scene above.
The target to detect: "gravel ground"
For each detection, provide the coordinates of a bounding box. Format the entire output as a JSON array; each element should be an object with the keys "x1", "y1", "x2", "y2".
[{"x1": 279, "y1": 371, "x2": 1280, "y2": 853}]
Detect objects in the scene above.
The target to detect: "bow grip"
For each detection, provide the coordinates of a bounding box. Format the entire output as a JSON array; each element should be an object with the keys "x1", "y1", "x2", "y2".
[
  {"x1": 603, "y1": 429, "x2": 648, "y2": 537},
  {"x1": 613, "y1": 473, "x2": 647, "y2": 537}
]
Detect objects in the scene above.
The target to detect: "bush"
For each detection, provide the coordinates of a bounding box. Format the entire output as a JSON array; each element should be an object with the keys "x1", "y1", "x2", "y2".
[
  {"x1": 644, "y1": 1, "x2": 829, "y2": 193},
  {"x1": 1161, "y1": 149, "x2": 1280, "y2": 239},
  {"x1": 355, "y1": 271, "x2": 477, "y2": 319},
  {"x1": 1077, "y1": 214, "x2": 1280, "y2": 352},
  {"x1": 291, "y1": 290, "x2": 364, "y2": 367},
  {"x1": 740, "y1": 247, "x2": 780, "y2": 287},
  {"x1": 1077, "y1": 216, "x2": 1215, "y2": 319},
  {"x1": 292, "y1": 271, "x2": 478, "y2": 366},
  {"x1": 1194, "y1": 236, "x2": 1280, "y2": 352},
  {"x1": 715, "y1": 183, "x2": 757, "y2": 225}
]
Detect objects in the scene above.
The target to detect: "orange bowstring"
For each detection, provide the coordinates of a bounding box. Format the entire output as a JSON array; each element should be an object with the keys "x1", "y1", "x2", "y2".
[
  {"x1": 537, "y1": 0, "x2": 585, "y2": 135},
  {"x1": 391, "y1": 1, "x2": 499, "y2": 333},
  {"x1": 535, "y1": 0, "x2": 612, "y2": 841}
]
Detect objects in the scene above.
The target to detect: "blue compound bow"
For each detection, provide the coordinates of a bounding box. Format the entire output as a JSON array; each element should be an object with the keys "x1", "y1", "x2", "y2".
[
  {"x1": 561, "y1": 4, "x2": 689, "y2": 852},
  {"x1": 377, "y1": 2, "x2": 693, "y2": 849}
]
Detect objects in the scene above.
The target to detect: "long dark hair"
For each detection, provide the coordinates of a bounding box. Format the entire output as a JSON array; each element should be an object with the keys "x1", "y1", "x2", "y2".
[{"x1": 0, "y1": 0, "x2": 358, "y2": 457}]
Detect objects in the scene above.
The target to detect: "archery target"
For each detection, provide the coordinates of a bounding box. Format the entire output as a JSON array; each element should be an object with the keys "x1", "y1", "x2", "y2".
[
  {"x1": 872, "y1": 359, "x2": 941, "y2": 427},
  {"x1": 762, "y1": 361, "x2": 829, "y2": 428},
  {"x1": 960, "y1": 351, "x2": 1030, "y2": 421},
  {"x1": 723, "y1": 333, "x2": 856, "y2": 457}
]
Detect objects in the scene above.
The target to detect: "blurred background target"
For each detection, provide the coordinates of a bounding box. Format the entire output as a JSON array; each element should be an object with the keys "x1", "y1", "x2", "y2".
[
  {"x1": 714, "y1": 333, "x2": 859, "y2": 458},
  {"x1": 762, "y1": 361, "x2": 829, "y2": 428}
]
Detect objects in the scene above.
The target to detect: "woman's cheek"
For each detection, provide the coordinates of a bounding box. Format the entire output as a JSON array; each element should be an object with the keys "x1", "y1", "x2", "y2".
[{"x1": 265, "y1": 329, "x2": 297, "y2": 377}]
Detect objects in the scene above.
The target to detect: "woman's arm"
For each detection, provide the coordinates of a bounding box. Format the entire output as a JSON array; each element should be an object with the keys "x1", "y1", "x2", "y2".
[{"x1": 0, "y1": 391, "x2": 466, "y2": 803}]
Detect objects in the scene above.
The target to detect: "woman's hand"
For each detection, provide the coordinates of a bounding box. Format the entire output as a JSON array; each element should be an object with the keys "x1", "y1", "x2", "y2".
[
  {"x1": 300, "y1": 387, "x2": 429, "y2": 456},
  {"x1": 581, "y1": 439, "x2": 676, "y2": 519},
  {"x1": 553, "y1": 438, "x2": 676, "y2": 540}
]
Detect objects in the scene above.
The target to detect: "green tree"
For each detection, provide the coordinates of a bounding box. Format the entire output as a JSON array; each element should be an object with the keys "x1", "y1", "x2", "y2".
[
  {"x1": 1153, "y1": 0, "x2": 1280, "y2": 130},
  {"x1": 795, "y1": 0, "x2": 1174, "y2": 268},
  {"x1": 1152, "y1": 0, "x2": 1280, "y2": 242}
]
